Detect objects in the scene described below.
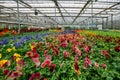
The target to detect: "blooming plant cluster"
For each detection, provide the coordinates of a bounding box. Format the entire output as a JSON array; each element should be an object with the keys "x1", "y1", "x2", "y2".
[{"x1": 0, "y1": 30, "x2": 120, "y2": 80}]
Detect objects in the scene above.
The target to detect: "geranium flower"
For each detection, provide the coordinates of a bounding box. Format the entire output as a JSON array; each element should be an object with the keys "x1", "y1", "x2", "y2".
[
  {"x1": 49, "y1": 64, "x2": 56, "y2": 72},
  {"x1": 101, "y1": 50, "x2": 110, "y2": 58},
  {"x1": 7, "y1": 48, "x2": 12, "y2": 52},
  {"x1": 29, "y1": 72, "x2": 41, "y2": 80},
  {"x1": 114, "y1": 46, "x2": 120, "y2": 52},
  {"x1": 94, "y1": 62, "x2": 99, "y2": 68},
  {"x1": 74, "y1": 62, "x2": 81, "y2": 75},
  {"x1": 83, "y1": 55, "x2": 92, "y2": 69},
  {"x1": 101, "y1": 63, "x2": 106, "y2": 69},
  {"x1": 63, "y1": 50, "x2": 69, "y2": 58}
]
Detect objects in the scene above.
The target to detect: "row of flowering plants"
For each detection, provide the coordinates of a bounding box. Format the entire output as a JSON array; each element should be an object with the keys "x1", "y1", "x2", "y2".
[{"x1": 0, "y1": 30, "x2": 120, "y2": 80}]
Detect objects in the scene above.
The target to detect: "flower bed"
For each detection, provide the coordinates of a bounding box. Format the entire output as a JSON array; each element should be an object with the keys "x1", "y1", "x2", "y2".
[{"x1": 0, "y1": 30, "x2": 120, "y2": 80}]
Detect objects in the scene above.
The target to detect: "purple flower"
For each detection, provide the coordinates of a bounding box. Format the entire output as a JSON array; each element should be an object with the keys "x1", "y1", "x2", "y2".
[{"x1": 14, "y1": 42, "x2": 21, "y2": 48}]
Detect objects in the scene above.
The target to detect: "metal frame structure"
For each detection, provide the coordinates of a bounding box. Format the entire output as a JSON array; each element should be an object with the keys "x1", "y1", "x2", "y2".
[{"x1": 0, "y1": 0, "x2": 120, "y2": 30}]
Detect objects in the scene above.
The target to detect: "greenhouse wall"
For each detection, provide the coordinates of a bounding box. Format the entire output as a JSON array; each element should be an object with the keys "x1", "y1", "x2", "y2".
[{"x1": 105, "y1": 14, "x2": 120, "y2": 30}]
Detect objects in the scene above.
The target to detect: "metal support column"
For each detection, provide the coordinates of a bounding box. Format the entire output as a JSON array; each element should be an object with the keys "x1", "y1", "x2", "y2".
[
  {"x1": 111, "y1": 14, "x2": 113, "y2": 29},
  {"x1": 102, "y1": 18, "x2": 104, "y2": 29},
  {"x1": 17, "y1": 0, "x2": 20, "y2": 33},
  {"x1": 91, "y1": 0, "x2": 93, "y2": 28},
  {"x1": 106, "y1": 17, "x2": 108, "y2": 29}
]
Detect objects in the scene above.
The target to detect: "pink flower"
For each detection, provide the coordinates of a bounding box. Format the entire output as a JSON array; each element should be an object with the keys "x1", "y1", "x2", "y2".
[
  {"x1": 94, "y1": 62, "x2": 99, "y2": 68},
  {"x1": 41, "y1": 59, "x2": 51, "y2": 68},
  {"x1": 26, "y1": 50, "x2": 40, "y2": 67},
  {"x1": 49, "y1": 64, "x2": 56, "y2": 72},
  {"x1": 31, "y1": 58, "x2": 40, "y2": 67},
  {"x1": 44, "y1": 50, "x2": 48, "y2": 56},
  {"x1": 74, "y1": 55, "x2": 79, "y2": 62},
  {"x1": 83, "y1": 55, "x2": 92, "y2": 69},
  {"x1": 84, "y1": 46, "x2": 91, "y2": 53},
  {"x1": 101, "y1": 50, "x2": 110, "y2": 58},
  {"x1": 63, "y1": 50, "x2": 69, "y2": 58},
  {"x1": 29, "y1": 72, "x2": 41, "y2": 80},
  {"x1": 75, "y1": 46, "x2": 82, "y2": 56},
  {"x1": 16, "y1": 60, "x2": 25, "y2": 71},
  {"x1": 101, "y1": 63, "x2": 106, "y2": 69}
]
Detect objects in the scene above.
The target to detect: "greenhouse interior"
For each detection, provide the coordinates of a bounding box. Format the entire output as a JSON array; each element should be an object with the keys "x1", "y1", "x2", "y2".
[{"x1": 0, "y1": 0, "x2": 120, "y2": 80}]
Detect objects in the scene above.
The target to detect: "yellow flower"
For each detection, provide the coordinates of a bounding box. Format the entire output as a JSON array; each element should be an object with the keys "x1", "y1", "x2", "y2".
[
  {"x1": 16, "y1": 58, "x2": 21, "y2": 62},
  {"x1": 0, "y1": 54, "x2": 2, "y2": 58},
  {"x1": 13, "y1": 53, "x2": 21, "y2": 62},
  {"x1": 7, "y1": 48, "x2": 12, "y2": 52},
  {"x1": 0, "y1": 60, "x2": 8, "y2": 67},
  {"x1": 29, "y1": 44, "x2": 34, "y2": 50},
  {"x1": 14, "y1": 53, "x2": 21, "y2": 58}
]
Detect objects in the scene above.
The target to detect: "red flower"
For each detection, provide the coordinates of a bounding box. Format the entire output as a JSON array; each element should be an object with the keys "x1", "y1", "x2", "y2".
[
  {"x1": 49, "y1": 64, "x2": 56, "y2": 72},
  {"x1": 101, "y1": 50, "x2": 110, "y2": 58},
  {"x1": 52, "y1": 47, "x2": 59, "y2": 55},
  {"x1": 4, "y1": 70, "x2": 12, "y2": 77},
  {"x1": 94, "y1": 62, "x2": 99, "y2": 68},
  {"x1": 60, "y1": 41, "x2": 68, "y2": 48},
  {"x1": 63, "y1": 50, "x2": 69, "y2": 58},
  {"x1": 41, "y1": 59, "x2": 51, "y2": 68},
  {"x1": 101, "y1": 63, "x2": 106, "y2": 69},
  {"x1": 74, "y1": 62, "x2": 79, "y2": 71},
  {"x1": 114, "y1": 46, "x2": 120, "y2": 52},
  {"x1": 29, "y1": 72, "x2": 41, "y2": 80},
  {"x1": 74, "y1": 62, "x2": 81, "y2": 75},
  {"x1": 84, "y1": 55, "x2": 92, "y2": 69}
]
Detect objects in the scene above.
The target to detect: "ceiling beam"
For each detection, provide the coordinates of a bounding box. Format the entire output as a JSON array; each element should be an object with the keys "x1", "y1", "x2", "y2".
[
  {"x1": 51, "y1": 0, "x2": 66, "y2": 23},
  {"x1": 1, "y1": 16, "x2": 107, "y2": 18},
  {"x1": 79, "y1": 2, "x2": 120, "y2": 23},
  {"x1": 13, "y1": 0, "x2": 60, "y2": 25},
  {"x1": 7, "y1": 7, "x2": 120, "y2": 10},
  {"x1": 71, "y1": 0, "x2": 92, "y2": 24}
]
